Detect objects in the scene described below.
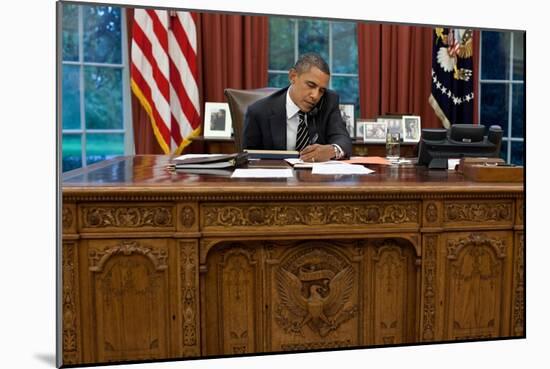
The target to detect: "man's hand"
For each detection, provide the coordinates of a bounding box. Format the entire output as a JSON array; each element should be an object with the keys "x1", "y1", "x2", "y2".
[{"x1": 299, "y1": 144, "x2": 335, "y2": 162}]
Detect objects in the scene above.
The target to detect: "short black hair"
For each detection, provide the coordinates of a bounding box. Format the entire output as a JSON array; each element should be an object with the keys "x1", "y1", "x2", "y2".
[{"x1": 293, "y1": 53, "x2": 330, "y2": 75}]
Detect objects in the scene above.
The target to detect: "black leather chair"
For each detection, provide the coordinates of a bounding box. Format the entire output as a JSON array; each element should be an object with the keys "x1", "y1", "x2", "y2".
[{"x1": 224, "y1": 88, "x2": 278, "y2": 152}]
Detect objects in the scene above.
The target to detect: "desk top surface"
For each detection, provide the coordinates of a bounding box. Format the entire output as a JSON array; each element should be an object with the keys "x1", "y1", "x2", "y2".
[{"x1": 62, "y1": 155, "x2": 523, "y2": 196}]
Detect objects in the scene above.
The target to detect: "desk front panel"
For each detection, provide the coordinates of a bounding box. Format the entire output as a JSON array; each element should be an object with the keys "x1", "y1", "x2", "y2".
[{"x1": 61, "y1": 156, "x2": 524, "y2": 365}]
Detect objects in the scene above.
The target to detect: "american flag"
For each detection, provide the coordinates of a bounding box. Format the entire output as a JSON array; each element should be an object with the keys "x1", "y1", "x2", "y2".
[{"x1": 131, "y1": 9, "x2": 201, "y2": 154}]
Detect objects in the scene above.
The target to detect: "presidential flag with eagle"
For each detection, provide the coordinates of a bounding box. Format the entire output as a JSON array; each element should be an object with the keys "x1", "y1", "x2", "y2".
[{"x1": 429, "y1": 28, "x2": 475, "y2": 128}]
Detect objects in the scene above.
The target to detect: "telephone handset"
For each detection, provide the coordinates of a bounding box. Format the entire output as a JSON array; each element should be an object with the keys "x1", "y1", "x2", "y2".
[
  {"x1": 308, "y1": 93, "x2": 325, "y2": 117},
  {"x1": 306, "y1": 94, "x2": 325, "y2": 144}
]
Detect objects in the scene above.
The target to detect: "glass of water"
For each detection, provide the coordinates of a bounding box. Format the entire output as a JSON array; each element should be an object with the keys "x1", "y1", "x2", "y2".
[{"x1": 386, "y1": 131, "x2": 401, "y2": 161}]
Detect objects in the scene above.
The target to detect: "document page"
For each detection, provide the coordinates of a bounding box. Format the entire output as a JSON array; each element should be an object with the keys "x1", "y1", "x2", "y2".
[
  {"x1": 231, "y1": 168, "x2": 294, "y2": 178},
  {"x1": 311, "y1": 163, "x2": 374, "y2": 175}
]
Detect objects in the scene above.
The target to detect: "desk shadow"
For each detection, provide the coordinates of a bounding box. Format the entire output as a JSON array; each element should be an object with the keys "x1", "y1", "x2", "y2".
[{"x1": 34, "y1": 353, "x2": 56, "y2": 367}]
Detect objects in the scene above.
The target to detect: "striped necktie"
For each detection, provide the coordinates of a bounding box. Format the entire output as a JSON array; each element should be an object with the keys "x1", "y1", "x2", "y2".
[{"x1": 295, "y1": 111, "x2": 308, "y2": 151}]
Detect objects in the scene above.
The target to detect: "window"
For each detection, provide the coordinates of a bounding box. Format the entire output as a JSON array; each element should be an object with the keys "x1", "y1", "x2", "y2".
[
  {"x1": 268, "y1": 17, "x2": 359, "y2": 114},
  {"x1": 61, "y1": 3, "x2": 132, "y2": 172},
  {"x1": 479, "y1": 30, "x2": 525, "y2": 165}
]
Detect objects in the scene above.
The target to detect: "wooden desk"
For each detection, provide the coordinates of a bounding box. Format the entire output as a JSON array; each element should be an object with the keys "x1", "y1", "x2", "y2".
[{"x1": 61, "y1": 155, "x2": 524, "y2": 365}]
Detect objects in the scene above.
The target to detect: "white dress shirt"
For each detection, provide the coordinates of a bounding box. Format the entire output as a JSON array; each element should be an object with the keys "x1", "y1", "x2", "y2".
[{"x1": 285, "y1": 88, "x2": 344, "y2": 158}]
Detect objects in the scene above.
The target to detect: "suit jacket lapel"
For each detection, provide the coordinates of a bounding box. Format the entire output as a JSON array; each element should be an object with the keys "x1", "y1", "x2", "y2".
[{"x1": 268, "y1": 87, "x2": 288, "y2": 150}]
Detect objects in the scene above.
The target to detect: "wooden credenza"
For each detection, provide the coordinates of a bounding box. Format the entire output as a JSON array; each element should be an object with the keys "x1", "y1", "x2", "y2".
[{"x1": 61, "y1": 155, "x2": 524, "y2": 365}]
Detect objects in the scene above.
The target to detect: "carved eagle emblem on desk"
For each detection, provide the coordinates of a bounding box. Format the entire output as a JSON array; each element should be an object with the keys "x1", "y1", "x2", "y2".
[{"x1": 276, "y1": 265, "x2": 356, "y2": 337}]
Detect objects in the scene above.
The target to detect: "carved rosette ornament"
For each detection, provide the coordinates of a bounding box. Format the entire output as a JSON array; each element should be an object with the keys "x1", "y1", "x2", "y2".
[
  {"x1": 62, "y1": 207, "x2": 73, "y2": 229},
  {"x1": 425, "y1": 203, "x2": 438, "y2": 223},
  {"x1": 422, "y1": 236, "x2": 437, "y2": 341},
  {"x1": 445, "y1": 202, "x2": 512, "y2": 223},
  {"x1": 204, "y1": 203, "x2": 418, "y2": 227},
  {"x1": 88, "y1": 241, "x2": 168, "y2": 272},
  {"x1": 83, "y1": 206, "x2": 173, "y2": 228},
  {"x1": 180, "y1": 206, "x2": 195, "y2": 228},
  {"x1": 275, "y1": 247, "x2": 358, "y2": 337},
  {"x1": 62, "y1": 242, "x2": 79, "y2": 363},
  {"x1": 180, "y1": 242, "x2": 198, "y2": 354}
]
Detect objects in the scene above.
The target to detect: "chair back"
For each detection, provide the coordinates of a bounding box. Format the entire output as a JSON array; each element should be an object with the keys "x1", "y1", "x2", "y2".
[{"x1": 224, "y1": 88, "x2": 278, "y2": 151}]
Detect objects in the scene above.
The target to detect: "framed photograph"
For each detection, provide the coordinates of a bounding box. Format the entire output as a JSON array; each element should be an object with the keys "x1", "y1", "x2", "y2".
[
  {"x1": 363, "y1": 121, "x2": 388, "y2": 143},
  {"x1": 402, "y1": 115, "x2": 421, "y2": 143},
  {"x1": 339, "y1": 103, "x2": 355, "y2": 138},
  {"x1": 355, "y1": 119, "x2": 373, "y2": 140},
  {"x1": 379, "y1": 117, "x2": 404, "y2": 137},
  {"x1": 203, "y1": 102, "x2": 232, "y2": 138}
]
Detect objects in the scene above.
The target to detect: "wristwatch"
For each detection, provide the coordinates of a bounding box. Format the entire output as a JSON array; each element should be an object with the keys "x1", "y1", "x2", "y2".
[{"x1": 332, "y1": 144, "x2": 340, "y2": 159}]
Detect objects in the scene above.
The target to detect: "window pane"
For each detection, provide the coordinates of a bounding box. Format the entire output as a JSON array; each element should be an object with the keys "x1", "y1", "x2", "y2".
[
  {"x1": 62, "y1": 134, "x2": 82, "y2": 172},
  {"x1": 298, "y1": 19, "x2": 329, "y2": 61},
  {"x1": 499, "y1": 140, "x2": 508, "y2": 163},
  {"x1": 268, "y1": 73, "x2": 289, "y2": 88},
  {"x1": 513, "y1": 32, "x2": 525, "y2": 81},
  {"x1": 269, "y1": 17, "x2": 295, "y2": 70},
  {"x1": 480, "y1": 83, "x2": 509, "y2": 137},
  {"x1": 84, "y1": 66, "x2": 123, "y2": 129},
  {"x1": 331, "y1": 76, "x2": 359, "y2": 106},
  {"x1": 332, "y1": 22, "x2": 357, "y2": 74},
  {"x1": 512, "y1": 84, "x2": 525, "y2": 138},
  {"x1": 481, "y1": 31, "x2": 511, "y2": 80},
  {"x1": 62, "y1": 3, "x2": 79, "y2": 61},
  {"x1": 62, "y1": 65, "x2": 81, "y2": 129},
  {"x1": 86, "y1": 133, "x2": 125, "y2": 165},
  {"x1": 511, "y1": 141, "x2": 524, "y2": 166},
  {"x1": 83, "y1": 6, "x2": 122, "y2": 64}
]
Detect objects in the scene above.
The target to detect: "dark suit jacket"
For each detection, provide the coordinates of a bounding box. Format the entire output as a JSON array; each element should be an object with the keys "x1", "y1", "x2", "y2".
[{"x1": 242, "y1": 86, "x2": 352, "y2": 157}]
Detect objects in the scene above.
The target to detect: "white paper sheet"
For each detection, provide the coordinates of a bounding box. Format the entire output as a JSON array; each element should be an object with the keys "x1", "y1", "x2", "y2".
[
  {"x1": 285, "y1": 158, "x2": 342, "y2": 168},
  {"x1": 173, "y1": 154, "x2": 226, "y2": 160},
  {"x1": 311, "y1": 163, "x2": 374, "y2": 175},
  {"x1": 231, "y1": 168, "x2": 294, "y2": 178}
]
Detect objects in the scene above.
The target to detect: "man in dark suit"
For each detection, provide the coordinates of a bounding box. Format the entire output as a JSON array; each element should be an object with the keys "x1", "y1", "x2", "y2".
[{"x1": 243, "y1": 53, "x2": 352, "y2": 162}]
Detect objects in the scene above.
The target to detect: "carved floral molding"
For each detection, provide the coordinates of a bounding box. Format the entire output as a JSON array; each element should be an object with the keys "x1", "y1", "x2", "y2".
[
  {"x1": 204, "y1": 203, "x2": 419, "y2": 228},
  {"x1": 513, "y1": 233, "x2": 525, "y2": 335},
  {"x1": 88, "y1": 241, "x2": 168, "y2": 272},
  {"x1": 180, "y1": 242, "x2": 199, "y2": 354},
  {"x1": 82, "y1": 206, "x2": 173, "y2": 228},
  {"x1": 422, "y1": 236, "x2": 437, "y2": 341},
  {"x1": 63, "y1": 242, "x2": 79, "y2": 363},
  {"x1": 445, "y1": 202, "x2": 512, "y2": 223}
]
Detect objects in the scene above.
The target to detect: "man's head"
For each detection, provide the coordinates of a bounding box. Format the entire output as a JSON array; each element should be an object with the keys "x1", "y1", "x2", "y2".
[{"x1": 288, "y1": 53, "x2": 330, "y2": 113}]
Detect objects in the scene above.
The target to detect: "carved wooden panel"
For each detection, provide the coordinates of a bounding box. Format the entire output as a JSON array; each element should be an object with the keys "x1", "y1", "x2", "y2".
[
  {"x1": 511, "y1": 232, "x2": 525, "y2": 336},
  {"x1": 179, "y1": 240, "x2": 200, "y2": 356},
  {"x1": 202, "y1": 238, "x2": 419, "y2": 355},
  {"x1": 79, "y1": 203, "x2": 175, "y2": 232},
  {"x1": 267, "y1": 241, "x2": 361, "y2": 351},
  {"x1": 86, "y1": 239, "x2": 173, "y2": 362},
  {"x1": 203, "y1": 243, "x2": 261, "y2": 355},
  {"x1": 62, "y1": 241, "x2": 81, "y2": 364},
  {"x1": 440, "y1": 232, "x2": 514, "y2": 340},
  {"x1": 443, "y1": 201, "x2": 514, "y2": 228},
  {"x1": 369, "y1": 240, "x2": 417, "y2": 345},
  {"x1": 202, "y1": 202, "x2": 420, "y2": 231}
]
